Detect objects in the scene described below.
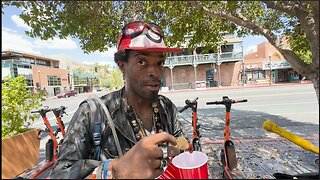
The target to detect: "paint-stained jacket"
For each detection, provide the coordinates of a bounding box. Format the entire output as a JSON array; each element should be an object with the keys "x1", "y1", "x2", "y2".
[{"x1": 49, "y1": 87, "x2": 183, "y2": 179}]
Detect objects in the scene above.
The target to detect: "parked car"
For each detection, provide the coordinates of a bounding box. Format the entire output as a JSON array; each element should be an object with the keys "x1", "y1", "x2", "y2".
[{"x1": 57, "y1": 90, "x2": 78, "y2": 98}]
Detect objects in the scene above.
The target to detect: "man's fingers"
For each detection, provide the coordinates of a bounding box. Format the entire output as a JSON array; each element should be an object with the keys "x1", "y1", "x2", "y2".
[
  {"x1": 168, "y1": 145, "x2": 180, "y2": 157},
  {"x1": 152, "y1": 159, "x2": 161, "y2": 169},
  {"x1": 149, "y1": 146, "x2": 163, "y2": 159},
  {"x1": 147, "y1": 132, "x2": 177, "y2": 146},
  {"x1": 154, "y1": 168, "x2": 165, "y2": 178}
]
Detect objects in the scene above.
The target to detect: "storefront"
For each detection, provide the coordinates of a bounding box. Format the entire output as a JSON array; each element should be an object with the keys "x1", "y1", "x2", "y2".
[{"x1": 262, "y1": 60, "x2": 301, "y2": 83}]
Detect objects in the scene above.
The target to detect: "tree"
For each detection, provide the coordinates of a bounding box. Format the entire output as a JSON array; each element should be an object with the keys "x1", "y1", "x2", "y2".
[
  {"x1": 107, "y1": 68, "x2": 124, "y2": 90},
  {"x1": 2, "y1": 76, "x2": 46, "y2": 138},
  {"x1": 94, "y1": 63, "x2": 112, "y2": 89},
  {"x1": 2, "y1": 1, "x2": 318, "y2": 103},
  {"x1": 74, "y1": 66, "x2": 85, "y2": 73}
]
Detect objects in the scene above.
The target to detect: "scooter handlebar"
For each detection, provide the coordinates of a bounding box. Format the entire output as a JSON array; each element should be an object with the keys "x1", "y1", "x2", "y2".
[
  {"x1": 179, "y1": 105, "x2": 189, "y2": 113},
  {"x1": 206, "y1": 101, "x2": 224, "y2": 105},
  {"x1": 179, "y1": 97, "x2": 199, "y2": 113},
  {"x1": 31, "y1": 106, "x2": 50, "y2": 113},
  {"x1": 233, "y1": 99, "x2": 248, "y2": 103},
  {"x1": 206, "y1": 99, "x2": 247, "y2": 105}
]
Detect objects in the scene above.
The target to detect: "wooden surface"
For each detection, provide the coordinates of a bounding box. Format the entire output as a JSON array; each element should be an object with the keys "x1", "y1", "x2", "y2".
[{"x1": 2, "y1": 129, "x2": 41, "y2": 179}]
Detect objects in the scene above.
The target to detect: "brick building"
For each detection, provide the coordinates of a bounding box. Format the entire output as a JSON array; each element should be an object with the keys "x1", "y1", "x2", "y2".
[
  {"x1": 2, "y1": 50, "x2": 100, "y2": 96},
  {"x1": 163, "y1": 34, "x2": 244, "y2": 90},
  {"x1": 244, "y1": 42, "x2": 301, "y2": 85},
  {"x1": 1, "y1": 50, "x2": 69, "y2": 96}
]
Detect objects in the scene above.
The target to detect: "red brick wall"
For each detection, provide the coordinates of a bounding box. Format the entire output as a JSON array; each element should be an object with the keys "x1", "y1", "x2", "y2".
[
  {"x1": 32, "y1": 65, "x2": 68, "y2": 87},
  {"x1": 245, "y1": 42, "x2": 285, "y2": 66},
  {"x1": 163, "y1": 62, "x2": 240, "y2": 88}
]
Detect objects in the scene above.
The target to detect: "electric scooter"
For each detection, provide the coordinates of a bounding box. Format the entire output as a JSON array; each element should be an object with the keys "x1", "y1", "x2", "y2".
[
  {"x1": 179, "y1": 97, "x2": 201, "y2": 152},
  {"x1": 206, "y1": 96, "x2": 247, "y2": 179},
  {"x1": 29, "y1": 106, "x2": 58, "y2": 178},
  {"x1": 18, "y1": 106, "x2": 67, "y2": 179}
]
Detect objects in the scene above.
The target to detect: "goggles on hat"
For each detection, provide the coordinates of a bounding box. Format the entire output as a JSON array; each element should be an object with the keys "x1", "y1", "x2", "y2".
[{"x1": 116, "y1": 21, "x2": 182, "y2": 53}]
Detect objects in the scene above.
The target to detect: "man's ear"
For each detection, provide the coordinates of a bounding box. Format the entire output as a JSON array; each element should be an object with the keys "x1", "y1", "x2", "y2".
[{"x1": 117, "y1": 61, "x2": 126, "y2": 73}]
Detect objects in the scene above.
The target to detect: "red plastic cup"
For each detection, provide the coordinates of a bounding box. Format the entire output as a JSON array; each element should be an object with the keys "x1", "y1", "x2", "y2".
[
  {"x1": 158, "y1": 158, "x2": 180, "y2": 179},
  {"x1": 172, "y1": 151, "x2": 209, "y2": 179}
]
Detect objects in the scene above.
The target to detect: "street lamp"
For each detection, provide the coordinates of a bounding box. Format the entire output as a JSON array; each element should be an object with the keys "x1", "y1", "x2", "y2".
[
  {"x1": 37, "y1": 70, "x2": 41, "y2": 88},
  {"x1": 269, "y1": 54, "x2": 272, "y2": 86}
]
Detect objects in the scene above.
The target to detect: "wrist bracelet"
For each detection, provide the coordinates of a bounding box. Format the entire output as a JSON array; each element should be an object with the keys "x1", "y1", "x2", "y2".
[{"x1": 103, "y1": 159, "x2": 112, "y2": 179}]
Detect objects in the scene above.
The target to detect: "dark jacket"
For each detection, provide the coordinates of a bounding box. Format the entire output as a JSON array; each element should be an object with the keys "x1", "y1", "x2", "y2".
[{"x1": 49, "y1": 88, "x2": 183, "y2": 179}]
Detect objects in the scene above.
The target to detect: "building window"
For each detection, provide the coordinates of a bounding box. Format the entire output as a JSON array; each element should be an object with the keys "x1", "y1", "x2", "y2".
[
  {"x1": 73, "y1": 76, "x2": 88, "y2": 85},
  {"x1": 47, "y1": 75, "x2": 61, "y2": 86},
  {"x1": 252, "y1": 70, "x2": 265, "y2": 80},
  {"x1": 21, "y1": 75, "x2": 33, "y2": 86},
  {"x1": 36, "y1": 59, "x2": 51, "y2": 66}
]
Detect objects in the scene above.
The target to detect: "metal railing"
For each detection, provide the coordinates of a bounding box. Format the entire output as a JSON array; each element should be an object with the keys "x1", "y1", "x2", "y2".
[{"x1": 164, "y1": 52, "x2": 243, "y2": 67}]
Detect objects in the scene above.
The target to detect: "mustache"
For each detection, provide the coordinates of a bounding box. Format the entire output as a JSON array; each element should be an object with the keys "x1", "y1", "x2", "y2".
[{"x1": 141, "y1": 78, "x2": 162, "y2": 86}]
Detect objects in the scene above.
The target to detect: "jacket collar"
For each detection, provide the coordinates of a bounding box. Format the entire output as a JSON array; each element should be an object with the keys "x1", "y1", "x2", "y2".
[
  {"x1": 102, "y1": 87, "x2": 169, "y2": 144},
  {"x1": 101, "y1": 87, "x2": 137, "y2": 144}
]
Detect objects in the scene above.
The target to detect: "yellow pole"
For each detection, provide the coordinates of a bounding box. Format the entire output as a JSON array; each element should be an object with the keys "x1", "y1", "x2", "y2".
[{"x1": 263, "y1": 120, "x2": 319, "y2": 155}]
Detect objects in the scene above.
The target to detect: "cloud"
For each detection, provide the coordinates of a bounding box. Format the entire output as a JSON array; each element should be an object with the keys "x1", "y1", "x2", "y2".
[
  {"x1": 2, "y1": 28, "x2": 41, "y2": 55},
  {"x1": 11, "y1": 15, "x2": 32, "y2": 31},
  {"x1": 2, "y1": 27, "x2": 17, "y2": 33},
  {"x1": 94, "y1": 47, "x2": 117, "y2": 58},
  {"x1": 80, "y1": 59, "x2": 115, "y2": 66},
  {"x1": 34, "y1": 37, "x2": 78, "y2": 49},
  {"x1": 2, "y1": 27, "x2": 78, "y2": 56},
  {"x1": 10, "y1": 14, "x2": 77, "y2": 50},
  {"x1": 244, "y1": 45, "x2": 257, "y2": 54}
]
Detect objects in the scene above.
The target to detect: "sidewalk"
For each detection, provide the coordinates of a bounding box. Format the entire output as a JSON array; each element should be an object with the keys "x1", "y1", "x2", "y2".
[
  {"x1": 160, "y1": 81, "x2": 313, "y2": 94},
  {"x1": 204, "y1": 137, "x2": 319, "y2": 179}
]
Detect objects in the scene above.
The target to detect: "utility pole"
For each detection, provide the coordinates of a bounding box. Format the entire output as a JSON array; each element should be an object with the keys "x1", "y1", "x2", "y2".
[
  {"x1": 241, "y1": 44, "x2": 246, "y2": 86},
  {"x1": 269, "y1": 54, "x2": 272, "y2": 86}
]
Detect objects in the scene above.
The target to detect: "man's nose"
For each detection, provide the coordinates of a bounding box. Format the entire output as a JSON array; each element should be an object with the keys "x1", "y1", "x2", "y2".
[{"x1": 147, "y1": 65, "x2": 162, "y2": 78}]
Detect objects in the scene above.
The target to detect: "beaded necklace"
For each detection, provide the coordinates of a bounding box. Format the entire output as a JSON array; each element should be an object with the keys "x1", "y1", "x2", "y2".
[{"x1": 124, "y1": 98, "x2": 162, "y2": 142}]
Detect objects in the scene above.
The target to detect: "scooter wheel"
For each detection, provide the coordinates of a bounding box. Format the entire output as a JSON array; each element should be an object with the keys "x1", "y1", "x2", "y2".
[
  {"x1": 222, "y1": 170, "x2": 227, "y2": 178},
  {"x1": 46, "y1": 139, "x2": 54, "y2": 161},
  {"x1": 220, "y1": 149, "x2": 226, "y2": 166}
]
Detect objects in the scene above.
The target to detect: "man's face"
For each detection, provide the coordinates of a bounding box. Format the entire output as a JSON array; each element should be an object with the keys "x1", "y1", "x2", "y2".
[{"x1": 120, "y1": 50, "x2": 165, "y2": 101}]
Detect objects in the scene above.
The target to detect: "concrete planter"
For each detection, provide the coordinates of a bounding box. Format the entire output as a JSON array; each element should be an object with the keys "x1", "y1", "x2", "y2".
[{"x1": 1, "y1": 128, "x2": 41, "y2": 179}]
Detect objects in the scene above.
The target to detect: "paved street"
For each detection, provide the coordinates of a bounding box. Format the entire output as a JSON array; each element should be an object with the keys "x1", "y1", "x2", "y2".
[{"x1": 31, "y1": 83, "x2": 319, "y2": 178}]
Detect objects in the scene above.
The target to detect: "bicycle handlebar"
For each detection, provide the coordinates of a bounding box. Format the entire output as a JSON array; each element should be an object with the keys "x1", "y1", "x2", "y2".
[{"x1": 179, "y1": 97, "x2": 199, "y2": 113}]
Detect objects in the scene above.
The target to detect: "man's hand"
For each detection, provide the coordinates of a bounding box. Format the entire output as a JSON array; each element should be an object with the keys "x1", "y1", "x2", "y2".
[{"x1": 110, "y1": 132, "x2": 179, "y2": 179}]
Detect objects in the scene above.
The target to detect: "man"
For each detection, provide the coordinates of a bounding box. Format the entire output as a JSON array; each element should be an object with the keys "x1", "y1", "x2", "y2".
[{"x1": 50, "y1": 21, "x2": 184, "y2": 179}]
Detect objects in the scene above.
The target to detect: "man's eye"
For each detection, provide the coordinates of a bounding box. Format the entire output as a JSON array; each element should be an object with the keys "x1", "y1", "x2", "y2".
[{"x1": 138, "y1": 60, "x2": 146, "y2": 65}]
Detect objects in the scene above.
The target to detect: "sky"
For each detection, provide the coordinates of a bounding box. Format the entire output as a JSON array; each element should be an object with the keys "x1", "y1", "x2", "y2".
[{"x1": 2, "y1": 5, "x2": 268, "y2": 67}]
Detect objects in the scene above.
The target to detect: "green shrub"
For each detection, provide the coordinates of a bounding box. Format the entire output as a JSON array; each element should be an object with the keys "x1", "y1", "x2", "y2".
[{"x1": 2, "y1": 76, "x2": 46, "y2": 138}]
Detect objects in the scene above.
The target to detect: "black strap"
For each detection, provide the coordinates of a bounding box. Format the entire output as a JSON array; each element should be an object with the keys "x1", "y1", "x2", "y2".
[
  {"x1": 92, "y1": 95, "x2": 123, "y2": 157},
  {"x1": 81, "y1": 96, "x2": 123, "y2": 160}
]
